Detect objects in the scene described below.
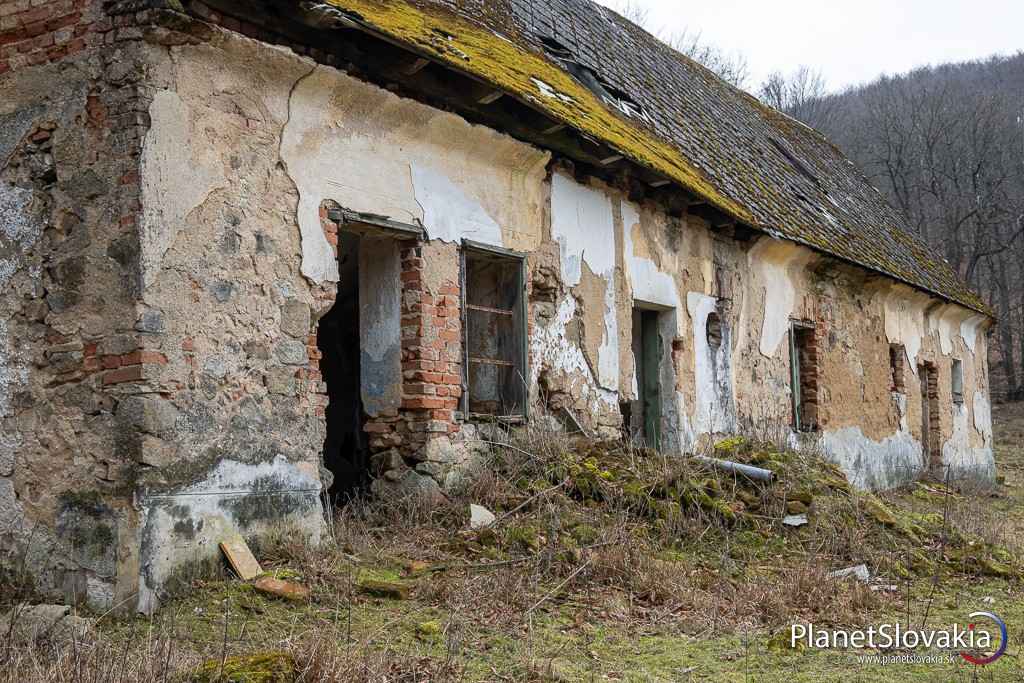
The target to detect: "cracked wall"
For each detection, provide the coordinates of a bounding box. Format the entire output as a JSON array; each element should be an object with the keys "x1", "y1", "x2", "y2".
[{"x1": 2, "y1": 11, "x2": 996, "y2": 614}]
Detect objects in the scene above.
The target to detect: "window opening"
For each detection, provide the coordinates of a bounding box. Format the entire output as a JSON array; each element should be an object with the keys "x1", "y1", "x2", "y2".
[
  {"x1": 951, "y1": 359, "x2": 964, "y2": 405},
  {"x1": 461, "y1": 245, "x2": 527, "y2": 420},
  {"x1": 790, "y1": 322, "x2": 819, "y2": 432},
  {"x1": 889, "y1": 344, "x2": 907, "y2": 394}
]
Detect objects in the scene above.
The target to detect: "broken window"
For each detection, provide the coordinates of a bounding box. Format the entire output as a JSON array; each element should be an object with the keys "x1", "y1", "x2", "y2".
[
  {"x1": 790, "y1": 322, "x2": 819, "y2": 432},
  {"x1": 889, "y1": 344, "x2": 906, "y2": 394},
  {"x1": 951, "y1": 359, "x2": 964, "y2": 405},
  {"x1": 461, "y1": 243, "x2": 527, "y2": 419}
]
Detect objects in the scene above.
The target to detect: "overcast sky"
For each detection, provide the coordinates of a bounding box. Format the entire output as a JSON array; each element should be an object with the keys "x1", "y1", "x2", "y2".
[{"x1": 596, "y1": 0, "x2": 1024, "y2": 92}]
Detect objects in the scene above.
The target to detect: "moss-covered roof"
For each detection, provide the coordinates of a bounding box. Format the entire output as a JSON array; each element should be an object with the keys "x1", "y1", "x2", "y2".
[{"x1": 321, "y1": 0, "x2": 991, "y2": 315}]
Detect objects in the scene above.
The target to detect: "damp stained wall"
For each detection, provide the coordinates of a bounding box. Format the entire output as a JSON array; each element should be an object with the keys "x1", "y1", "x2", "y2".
[{"x1": 4, "y1": 17, "x2": 995, "y2": 614}]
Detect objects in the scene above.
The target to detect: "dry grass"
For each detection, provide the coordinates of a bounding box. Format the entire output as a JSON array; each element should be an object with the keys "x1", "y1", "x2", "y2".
[{"x1": 3, "y1": 408, "x2": 1023, "y2": 682}]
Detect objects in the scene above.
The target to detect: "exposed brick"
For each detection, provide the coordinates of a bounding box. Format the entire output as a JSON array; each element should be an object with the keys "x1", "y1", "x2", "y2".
[{"x1": 102, "y1": 365, "x2": 144, "y2": 385}]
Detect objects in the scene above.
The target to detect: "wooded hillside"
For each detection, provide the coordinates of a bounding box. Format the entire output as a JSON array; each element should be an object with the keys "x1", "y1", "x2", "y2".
[{"x1": 789, "y1": 53, "x2": 1024, "y2": 401}]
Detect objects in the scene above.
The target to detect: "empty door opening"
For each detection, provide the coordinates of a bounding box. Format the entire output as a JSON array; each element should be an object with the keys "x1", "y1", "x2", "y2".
[
  {"x1": 318, "y1": 231, "x2": 369, "y2": 502},
  {"x1": 631, "y1": 308, "x2": 663, "y2": 449},
  {"x1": 919, "y1": 362, "x2": 940, "y2": 471}
]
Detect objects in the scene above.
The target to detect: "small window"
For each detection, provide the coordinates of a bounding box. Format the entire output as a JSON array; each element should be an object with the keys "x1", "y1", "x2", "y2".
[
  {"x1": 889, "y1": 344, "x2": 906, "y2": 394},
  {"x1": 706, "y1": 311, "x2": 723, "y2": 352},
  {"x1": 461, "y1": 244, "x2": 527, "y2": 420},
  {"x1": 951, "y1": 359, "x2": 964, "y2": 405},
  {"x1": 790, "y1": 322, "x2": 818, "y2": 432}
]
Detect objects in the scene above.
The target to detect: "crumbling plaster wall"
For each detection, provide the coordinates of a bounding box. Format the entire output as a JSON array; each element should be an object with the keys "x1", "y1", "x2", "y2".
[
  {"x1": 130, "y1": 27, "x2": 554, "y2": 609},
  {"x1": 132, "y1": 22, "x2": 993, "y2": 606},
  {"x1": 540, "y1": 172, "x2": 994, "y2": 490},
  {"x1": 1, "y1": 15, "x2": 153, "y2": 610}
]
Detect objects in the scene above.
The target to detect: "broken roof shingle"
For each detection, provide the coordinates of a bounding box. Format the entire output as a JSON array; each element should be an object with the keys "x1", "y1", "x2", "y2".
[{"x1": 322, "y1": 0, "x2": 991, "y2": 315}]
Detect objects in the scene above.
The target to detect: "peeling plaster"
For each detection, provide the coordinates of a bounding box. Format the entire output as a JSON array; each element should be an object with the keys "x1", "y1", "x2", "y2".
[
  {"x1": 881, "y1": 285, "x2": 932, "y2": 371},
  {"x1": 819, "y1": 426, "x2": 924, "y2": 490},
  {"x1": 280, "y1": 66, "x2": 548, "y2": 284},
  {"x1": 748, "y1": 240, "x2": 812, "y2": 358},
  {"x1": 410, "y1": 162, "x2": 502, "y2": 246},
  {"x1": 0, "y1": 183, "x2": 42, "y2": 289},
  {"x1": 621, "y1": 201, "x2": 682, "y2": 321},
  {"x1": 140, "y1": 90, "x2": 227, "y2": 289},
  {"x1": 530, "y1": 296, "x2": 618, "y2": 414},
  {"x1": 960, "y1": 315, "x2": 985, "y2": 353},
  {"x1": 941, "y1": 399, "x2": 995, "y2": 484},
  {"x1": 687, "y1": 292, "x2": 736, "y2": 435},
  {"x1": 550, "y1": 174, "x2": 619, "y2": 390}
]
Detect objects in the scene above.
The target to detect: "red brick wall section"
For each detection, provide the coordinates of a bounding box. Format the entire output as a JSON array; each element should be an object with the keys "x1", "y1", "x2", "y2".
[{"x1": 0, "y1": 0, "x2": 107, "y2": 74}]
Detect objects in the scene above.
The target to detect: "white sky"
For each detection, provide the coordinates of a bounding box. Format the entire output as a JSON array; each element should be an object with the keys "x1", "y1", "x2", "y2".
[{"x1": 595, "y1": 0, "x2": 1024, "y2": 92}]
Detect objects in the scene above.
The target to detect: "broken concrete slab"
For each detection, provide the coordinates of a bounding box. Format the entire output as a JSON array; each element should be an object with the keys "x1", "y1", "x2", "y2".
[
  {"x1": 828, "y1": 564, "x2": 870, "y2": 583},
  {"x1": 469, "y1": 503, "x2": 495, "y2": 529},
  {"x1": 782, "y1": 513, "x2": 808, "y2": 527}
]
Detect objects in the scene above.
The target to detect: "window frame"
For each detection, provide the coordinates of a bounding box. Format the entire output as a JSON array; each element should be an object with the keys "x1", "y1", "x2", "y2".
[{"x1": 459, "y1": 240, "x2": 529, "y2": 422}]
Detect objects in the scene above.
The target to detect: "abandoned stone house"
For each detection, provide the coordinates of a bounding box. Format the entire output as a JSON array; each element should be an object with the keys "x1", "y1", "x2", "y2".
[{"x1": 0, "y1": 0, "x2": 996, "y2": 612}]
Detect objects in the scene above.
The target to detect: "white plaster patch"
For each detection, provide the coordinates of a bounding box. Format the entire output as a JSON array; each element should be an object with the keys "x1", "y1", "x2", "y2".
[
  {"x1": 137, "y1": 455, "x2": 323, "y2": 614},
  {"x1": 687, "y1": 292, "x2": 736, "y2": 436},
  {"x1": 928, "y1": 304, "x2": 972, "y2": 356},
  {"x1": 942, "y1": 400, "x2": 995, "y2": 485},
  {"x1": 973, "y1": 390, "x2": 992, "y2": 443},
  {"x1": 819, "y1": 426, "x2": 924, "y2": 490},
  {"x1": 550, "y1": 173, "x2": 619, "y2": 391},
  {"x1": 0, "y1": 183, "x2": 42, "y2": 288},
  {"x1": 410, "y1": 163, "x2": 502, "y2": 246},
  {"x1": 529, "y1": 297, "x2": 618, "y2": 414},
  {"x1": 621, "y1": 201, "x2": 682, "y2": 318},
  {"x1": 279, "y1": 66, "x2": 548, "y2": 282},
  {"x1": 747, "y1": 240, "x2": 811, "y2": 358},
  {"x1": 960, "y1": 315, "x2": 985, "y2": 353},
  {"x1": 550, "y1": 173, "x2": 615, "y2": 287},
  {"x1": 881, "y1": 285, "x2": 931, "y2": 372},
  {"x1": 140, "y1": 90, "x2": 227, "y2": 290}
]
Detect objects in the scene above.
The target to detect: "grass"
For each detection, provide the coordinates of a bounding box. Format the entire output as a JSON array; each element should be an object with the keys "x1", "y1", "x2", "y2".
[{"x1": 3, "y1": 405, "x2": 1024, "y2": 682}]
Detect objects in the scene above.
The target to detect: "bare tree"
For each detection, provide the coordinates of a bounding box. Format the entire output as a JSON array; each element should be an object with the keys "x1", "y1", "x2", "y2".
[
  {"x1": 758, "y1": 66, "x2": 835, "y2": 129},
  {"x1": 605, "y1": 1, "x2": 750, "y2": 88},
  {"x1": 810, "y1": 53, "x2": 1024, "y2": 400}
]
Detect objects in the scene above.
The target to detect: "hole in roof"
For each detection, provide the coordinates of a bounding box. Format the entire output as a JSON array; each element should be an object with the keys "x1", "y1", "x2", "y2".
[
  {"x1": 537, "y1": 32, "x2": 646, "y2": 120},
  {"x1": 431, "y1": 27, "x2": 455, "y2": 41},
  {"x1": 769, "y1": 137, "x2": 819, "y2": 186},
  {"x1": 539, "y1": 35, "x2": 574, "y2": 61}
]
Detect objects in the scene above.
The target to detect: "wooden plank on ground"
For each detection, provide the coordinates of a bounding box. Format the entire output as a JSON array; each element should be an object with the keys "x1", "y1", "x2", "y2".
[{"x1": 220, "y1": 534, "x2": 262, "y2": 580}]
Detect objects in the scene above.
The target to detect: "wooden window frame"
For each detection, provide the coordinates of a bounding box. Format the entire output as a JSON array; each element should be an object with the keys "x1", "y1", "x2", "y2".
[{"x1": 459, "y1": 240, "x2": 529, "y2": 423}]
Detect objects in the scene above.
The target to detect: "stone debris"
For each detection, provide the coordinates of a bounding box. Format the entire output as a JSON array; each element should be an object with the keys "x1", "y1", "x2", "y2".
[
  {"x1": 828, "y1": 564, "x2": 871, "y2": 583},
  {"x1": 0, "y1": 604, "x2": 93, "y2": 646},
  {"x1": 782, "y1": 513, "x2": 808, "y2": 527},
  {"x1": 357, "y1": 578, "x2": 412, "y2": 600},
  {"x1": 253, "y1": 577, "x2": 311, "y2": 602},
  {"x1": 469, "y1": 503, "x2": 496, "y2": 529}
]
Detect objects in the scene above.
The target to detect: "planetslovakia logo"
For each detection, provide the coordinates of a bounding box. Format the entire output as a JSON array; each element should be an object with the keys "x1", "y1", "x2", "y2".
[
  {"x1": 791, "y1": 612, "x2": 1008, "y2": 665},
  {"x1": 960, "y1": 612, "x2": 1008, "y2": 665}
]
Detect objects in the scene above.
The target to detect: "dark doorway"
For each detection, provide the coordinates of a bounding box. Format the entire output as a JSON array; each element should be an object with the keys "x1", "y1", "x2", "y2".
[
  {"x1": 631, "y1": 308, "x2": 662, "y2": 449},
  {"x1": 919, "y1": 362, "x2": 940, "y2": 471},
  {"x1": 318, "y1": 231, "x2": 369, "y2": 501}
]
